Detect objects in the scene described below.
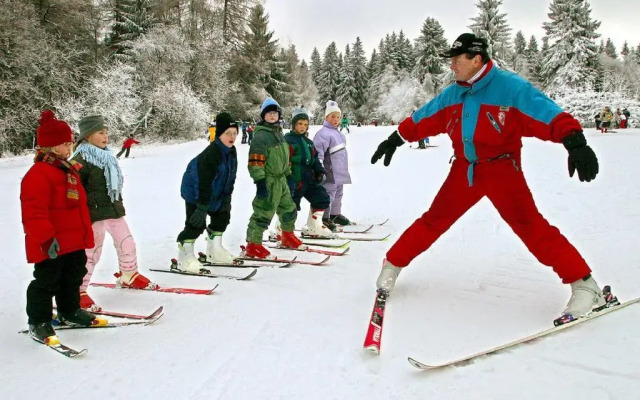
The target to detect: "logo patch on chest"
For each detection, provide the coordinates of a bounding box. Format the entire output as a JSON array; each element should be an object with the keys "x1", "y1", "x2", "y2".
[{"x1": 498, "y1": 111, "x2": 506, "y2": 126}]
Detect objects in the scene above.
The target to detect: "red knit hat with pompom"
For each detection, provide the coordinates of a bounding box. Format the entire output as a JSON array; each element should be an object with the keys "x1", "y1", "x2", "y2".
[{"x1": 36, "y1": 110, "x2": 74, "y2": 148}]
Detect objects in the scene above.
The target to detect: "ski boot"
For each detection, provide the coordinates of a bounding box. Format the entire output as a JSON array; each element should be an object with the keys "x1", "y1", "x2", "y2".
[
  {"x1": 243, "y1": 242, "x2": 272, "y2": 259},
  {"x1": 322, "y1": 218, "x2": 339, "y2": 233},
  {"x1": 79, "y1": 290, "x2": 101, "y2": 312},
  {"x1": 57, "y1": 308, "x2": 106, "y2": 327},
  {"x1": 115, "y1": 270, "x2": 158, "y2": 290},
  {"x1": 28, "y1": 322, "x2": 59, "y2": 345},
  {"x1": 331, "y1": 214, "x2": 355, "y2": 226},
  {"x1": 178, "y1": 240, "x2": 207, "y2": 273},
  {"x1": 376, "y1": 258, "x2": 403, "y2": 294},
  {"x1": 554, "y1": 275, "x2": 606, "y2": 326},
  {"x1": 205, "y1": 229, "x2": 236, "y2": 264},
  {"x1": 302, "y1": 209, "x2": 337, "y2": 238},
  {"x1": 280, "y1": 231, "x2": 305, "y2": 250}
]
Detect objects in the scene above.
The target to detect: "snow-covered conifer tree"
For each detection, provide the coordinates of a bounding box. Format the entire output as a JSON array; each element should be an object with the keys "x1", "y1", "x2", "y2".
[
  {"x1": 540, "y1": 0, "x2": 600, "y2": 93},
  {"x1": 413, "y1": 17, "x2": 449, "y2": 94},
  {"x1": 604, "y1": 38, "x2": 617, "y2": 59},
  {"x1": 469, "y1": 0, "x2": 512, "y2": 69},
  {"x1": 316, "y1": 42, "x2": 341, "y2": 106}
]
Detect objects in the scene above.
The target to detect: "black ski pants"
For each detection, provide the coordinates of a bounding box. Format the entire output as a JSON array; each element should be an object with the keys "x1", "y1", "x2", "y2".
[
  {"x1": 177, "y1": 201, "x2": 231, "y2": 242},
  {"x1": 26, "y1": 250, "x2": 87, "y2": 324}
]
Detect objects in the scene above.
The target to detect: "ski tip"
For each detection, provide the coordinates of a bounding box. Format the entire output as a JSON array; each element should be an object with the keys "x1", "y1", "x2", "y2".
[{"x1": 407, "y1": 357, "x2": 430, "y2": 369}]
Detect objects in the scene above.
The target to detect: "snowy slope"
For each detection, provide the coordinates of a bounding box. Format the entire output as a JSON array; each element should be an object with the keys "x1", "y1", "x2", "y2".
[{"x1": 1, "y1": 126, "x2": 639, "y2": 400}]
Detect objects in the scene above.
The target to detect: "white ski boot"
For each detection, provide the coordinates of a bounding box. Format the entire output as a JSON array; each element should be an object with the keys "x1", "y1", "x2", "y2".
[
  {"x1": 205, "y1": 230, "x2": 236, "y2": 264},
  {"x1": 562, "y1": 275, "x2": 606, "y2": 317},
  {"x1": 177, "y1": 240, "x2": 203, "y2": 273},
  {"x1": 376, "y1": 259, "x2": 403, "y2": 293},
  {"x1": 302, "y1": 209, "x2": 337, "y2": 238}
]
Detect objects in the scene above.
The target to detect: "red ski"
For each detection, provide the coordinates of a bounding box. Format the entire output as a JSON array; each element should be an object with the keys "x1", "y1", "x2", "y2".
[
  {"x1": 363, "y1": 289, "x2": 389, "y2": 354},
  {"x1": 239, "y1": 246, "x2": 331, "y2": 265},
  {"x1": 265, "y1": 243, "x2": 349, "y2": 256},
  {"x1": 90, "y1": 282, "x2": 217, "y2": 295}
]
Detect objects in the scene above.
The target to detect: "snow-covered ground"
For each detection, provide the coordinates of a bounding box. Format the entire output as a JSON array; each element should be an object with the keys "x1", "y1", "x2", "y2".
[{"x1": 1, "y1": 126, "x2": 639, "y2": 400}]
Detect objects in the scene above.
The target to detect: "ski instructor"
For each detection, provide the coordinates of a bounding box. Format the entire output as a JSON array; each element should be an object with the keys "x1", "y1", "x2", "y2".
[{"x1": 370, "y1": 33, "x2": 607, "y2": 323}]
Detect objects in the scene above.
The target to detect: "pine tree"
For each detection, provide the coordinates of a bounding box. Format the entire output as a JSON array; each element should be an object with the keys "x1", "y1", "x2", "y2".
[
  {"x1": 413, "y1": 17, "x2": 449, "y2": 94},
  {"x1": 106, "y1": 0, "x2": 155, "y2": 56},
  {"x1": 396, "y1": 30, "x2": 414, "y2": 72},
  {"x1": 540, "y1": 0, "x2": 600, "y2": 92},
  {"x1": 309, "y1": 48, "x2": 322, "y2": 87},
  {"x1": 512, "y1": 30, "x2": 528, "y2": 75},
  {"x1": 604, "y1": 38, "x2": 617, "y2": 59},
  {"x1": 221, "y1": 0, "x2": 258, "y2": 48},
  {"x1": 526, "y1": 35, "x2": 543, "y2": 87},
  {"x1": 230, "y1": 4, "x2": 286, "y2": 110},
  {"x1": 316, "y1": 42, "x2": 341, "y2": 106},
  {"x1": 337, "y1": 44, "x2": 356, "y2": 113},
  {"x1": 350, "y1": 37, "x2": 369, "y2": 112},
  {"x1": 621, "y1": 41, "x2": 630, "y2": 57},
  {"x1": 469, "y1": 0, "x2": 512, "y2": 68}
]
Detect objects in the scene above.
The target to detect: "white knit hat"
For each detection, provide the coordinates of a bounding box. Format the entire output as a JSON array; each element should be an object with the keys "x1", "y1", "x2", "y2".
[{"x1": 324, "y1": 100, "x2": 341, "y2": 118}]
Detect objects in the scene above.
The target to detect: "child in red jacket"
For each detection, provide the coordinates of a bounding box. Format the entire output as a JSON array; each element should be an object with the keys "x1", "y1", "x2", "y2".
[
  {"x1": 20, "y1": 111, "x2": 103, "y2": 345},
  {"x1": 116, "y1": 134, "x2": 140, "y2": 158}
]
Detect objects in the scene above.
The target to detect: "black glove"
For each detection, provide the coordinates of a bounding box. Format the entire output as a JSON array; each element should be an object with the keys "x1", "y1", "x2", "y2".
[
  {"x1": 287, "y1": 177, "x2": 297, "y2": 195},
  {"x1": 562, "y1": 131, "x2": 598, "y2": 182},
  {"x1": 256, "y1": 179, "x2": 269, "y2": 199},
  {"x1": 188, "y1": 203, "x2": 208, "y2": 227},
  {"x1": 42, "y1": 237, "x2": 59, "y2": 259},
  {"x1": 314, "y1": 169, "x2": 325, "y2": 182},
  {"x1": 371, "y1": 130, "x2": 404, "y2": 166}
]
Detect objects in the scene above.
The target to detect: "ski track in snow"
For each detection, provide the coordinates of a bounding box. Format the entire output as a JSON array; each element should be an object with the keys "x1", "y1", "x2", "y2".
[{"x1": 1, "y1": 127, "x2": 639, "y2": 400}]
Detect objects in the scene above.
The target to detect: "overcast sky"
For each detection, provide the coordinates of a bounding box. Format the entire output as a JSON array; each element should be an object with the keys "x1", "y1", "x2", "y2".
[{"x1": 263, "y1": 0, "x2": 640, "y2": 62}]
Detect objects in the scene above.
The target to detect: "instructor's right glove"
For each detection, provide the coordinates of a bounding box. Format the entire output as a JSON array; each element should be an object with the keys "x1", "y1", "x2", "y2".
[
  {"x1": 255, "y1": 179, "x2": 269, "y2": 199},
  {"x1": 562, "y1": 131, "x2": 598, "y2": 182},
  {"x1": 371, "y1": 131, "x2": 404, "y2": 166}
]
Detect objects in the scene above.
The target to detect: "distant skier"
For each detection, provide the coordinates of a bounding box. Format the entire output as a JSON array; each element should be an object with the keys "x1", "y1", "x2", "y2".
[
  {"x1": 176, "y1": 112, "x2": 239, "y2": 272},
  {"x1": 241, "y1": 121, "x2": 248, "y2": 144},
  {"x1": 116, "y1": 134, "x2": 140, "y2": 158},
  {"x1": 339, "y1": 115, "x2": 350, "y2": 133},
  {"x1": 21, "y1": 111, "x2": 99, "y2": 344},
  {"x1": 371, "y1": 33, "x2": 606, "y2": 324}
]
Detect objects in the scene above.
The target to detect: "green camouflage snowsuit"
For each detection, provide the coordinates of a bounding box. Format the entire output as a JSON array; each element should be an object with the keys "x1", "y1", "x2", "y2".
[{"x1": 246, "y1": 123, "x2": 297, "y2": 243}]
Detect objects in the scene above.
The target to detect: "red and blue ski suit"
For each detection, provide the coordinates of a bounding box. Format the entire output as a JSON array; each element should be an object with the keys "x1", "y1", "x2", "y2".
[{"x1": 387, "y1": 61, "x2": 590, "y2": 283}]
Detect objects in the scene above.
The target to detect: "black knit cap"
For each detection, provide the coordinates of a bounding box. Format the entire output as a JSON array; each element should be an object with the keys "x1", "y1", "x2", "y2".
[
  {"x1": 440, "y1": 33, "x2": 489, "y2": 58},
  {"x1": 215, "y1": 112, "x2": 238, "y2": 137}
]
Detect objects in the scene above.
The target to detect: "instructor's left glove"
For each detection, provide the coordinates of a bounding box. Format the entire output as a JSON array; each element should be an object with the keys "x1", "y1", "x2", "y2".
[
  {"x1": 189, "y1": 203, "x2": 208, "y2": 227},
  {"x1": 371, "y1": 131, "x2": 404, "y2": 166},
  {"x1": 562, "y1": 131, "x2": 598, "y2": 182}
]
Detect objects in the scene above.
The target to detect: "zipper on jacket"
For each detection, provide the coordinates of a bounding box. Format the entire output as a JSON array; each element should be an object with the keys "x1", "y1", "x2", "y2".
[{"x1": 486, "y1": 112, "x2": 502, "y2": 134}]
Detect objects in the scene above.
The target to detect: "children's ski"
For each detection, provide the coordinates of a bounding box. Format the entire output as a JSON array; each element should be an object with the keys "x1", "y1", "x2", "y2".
[
  {"x1": 150, "y1": 265, "x2": 257, "y2": 280},
  {"x1": 340, "y1": 224, "x2": 374, "y2": 234},
  {"x1": 27, "y1": 336, "x2": 87, "y2": 358},
  {"x1": 302, "y1": 233, "x2": 391, "y2": 242},
  {"x1": 239, "y1": 246, "x2": 331, "y2": 265},
  {"x1": 90, "y1": 282, "x2": 217, "y2": 295},
  {"x1": 265, "y1": 242, "x2": 350, "y2": 256},
  {"x1": 54, "y1": 306, "x2": 164, "y2": 321},
  {"x1": 408, "y1": 290, "x2": 639, "y2": 371},
  {"x1": 49, "y1": 314, "x2": 162, "y2": 330},
  {"x1": 266, "y1": 234, "x2": 351, "y2": 248},
  {"x1": 363, "y1": 289, "x2": 390, "y2": 354},
  {"x1": 197, "y1": 253, "x2": 291, "y2": 268}
]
